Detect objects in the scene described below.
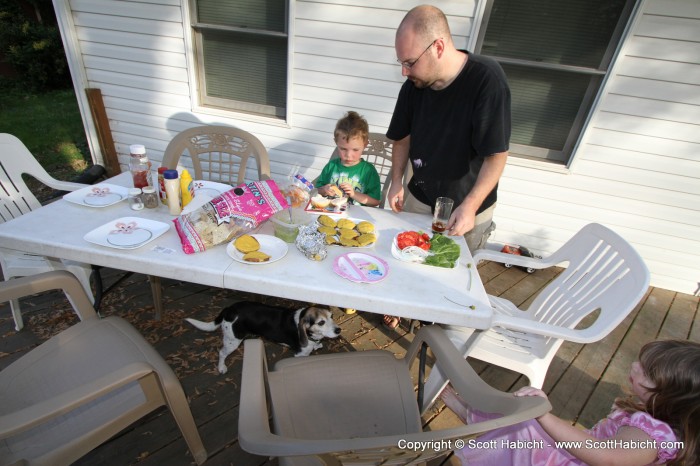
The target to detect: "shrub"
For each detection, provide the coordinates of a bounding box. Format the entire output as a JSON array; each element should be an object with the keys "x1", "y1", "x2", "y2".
[{"x1": 0, "y1": 0, "x2": 71, "y2": 91}]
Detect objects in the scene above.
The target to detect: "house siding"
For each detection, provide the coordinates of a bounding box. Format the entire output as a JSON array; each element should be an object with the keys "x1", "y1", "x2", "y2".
[
  {"x1": 54, "y1": 0, "x2": 700, "y2": 295},
  {"x1": 492, "y1": 0, "x2": 700, "y2": 294}
]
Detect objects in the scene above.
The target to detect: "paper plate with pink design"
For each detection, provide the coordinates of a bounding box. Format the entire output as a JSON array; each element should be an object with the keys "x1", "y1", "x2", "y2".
[
  {"x1": 63, "y1": 183, "x2": 130, "y2": 207},
  {"x1": 333, "y1": 252, "x2": 388, "y2": 284},
  {"x1": 84, "y1": 217, "x2": 170, "y2": 249}
]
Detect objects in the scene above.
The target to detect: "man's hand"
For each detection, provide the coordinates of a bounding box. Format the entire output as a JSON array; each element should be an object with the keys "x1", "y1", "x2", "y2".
[
  {"x1": 387, "y1": 184, "x2": 404, "y2": 212},
  {"x1": 446, "y1": 203, "x2": 477, "y2": 236}
]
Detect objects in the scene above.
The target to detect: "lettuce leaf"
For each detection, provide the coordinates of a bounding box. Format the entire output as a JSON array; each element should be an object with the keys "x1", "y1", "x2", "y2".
[{"x1": 424, "y1": 234, "x2": 460, "y2": 268}]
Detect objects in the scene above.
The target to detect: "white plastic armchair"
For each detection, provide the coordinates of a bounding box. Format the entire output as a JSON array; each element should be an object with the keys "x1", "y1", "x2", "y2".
[
  {"x1": 238, "y1": 325, "x2": 551, "y2": 465},
  {"x1": 466, "y1": 223, "x2": 650, "y2": 388},
  {"x1": 0, "y1": 133, "x2": 95, "y2": 330}
]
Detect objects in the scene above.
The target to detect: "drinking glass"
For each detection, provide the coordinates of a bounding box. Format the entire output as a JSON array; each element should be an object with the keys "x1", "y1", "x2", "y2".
[{"x1": 432, "y1": 197, "x2": 453, "y2": 234}]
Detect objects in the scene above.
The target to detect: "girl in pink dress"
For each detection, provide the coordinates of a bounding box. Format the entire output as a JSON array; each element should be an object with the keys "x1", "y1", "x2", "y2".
[{"x1": 441, "y1": 340, "x2": 699, "y2": 465}]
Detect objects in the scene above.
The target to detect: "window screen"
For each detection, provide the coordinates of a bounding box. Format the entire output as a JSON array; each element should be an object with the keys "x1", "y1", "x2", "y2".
[
  {"x1": 192, "y1": 0, "x2": 288, "y2": 118},
  {"x1": 477, "y1": 0, "x2": 633, "y2": 163}
]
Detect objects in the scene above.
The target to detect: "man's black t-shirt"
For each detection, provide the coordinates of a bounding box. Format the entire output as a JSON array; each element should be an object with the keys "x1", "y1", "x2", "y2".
[{"x1": 386, "y1": 52, "x2": 511, "y2": 213}]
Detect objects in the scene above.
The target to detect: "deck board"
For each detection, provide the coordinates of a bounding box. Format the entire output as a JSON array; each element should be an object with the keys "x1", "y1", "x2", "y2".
[{"x1": 1, "y1": 263, "x2": 698, "y2": 465}]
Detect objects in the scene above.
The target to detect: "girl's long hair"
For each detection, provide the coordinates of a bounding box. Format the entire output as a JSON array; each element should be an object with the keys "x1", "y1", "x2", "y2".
[{"x1": 615, "y1": 340, "x2": 700, "y2": 466}]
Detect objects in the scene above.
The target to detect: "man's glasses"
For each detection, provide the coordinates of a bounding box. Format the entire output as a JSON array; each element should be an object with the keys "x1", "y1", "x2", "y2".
[{"x1": 397, "y1": 39, "x2": 438, "y2": 69}]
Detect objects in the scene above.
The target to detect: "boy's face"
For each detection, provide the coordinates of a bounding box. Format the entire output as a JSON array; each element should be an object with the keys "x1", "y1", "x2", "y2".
[{"x1": 335, "y1": 134, "x2": 367, "y2": 167}]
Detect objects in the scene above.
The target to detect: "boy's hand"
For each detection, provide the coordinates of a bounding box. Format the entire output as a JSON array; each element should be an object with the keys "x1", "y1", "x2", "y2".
[
  {"x1": 339, "y1": 182, "x2": 354, "y2": 199},
  {"x1": 317, "y1": 184, "x2": 333, "y2": 196}
]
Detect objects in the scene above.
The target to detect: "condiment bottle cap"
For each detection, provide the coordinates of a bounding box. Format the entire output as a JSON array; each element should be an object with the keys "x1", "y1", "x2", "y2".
[
  {"x1": 163, "y1": 169, "x2": 179, "y2": 179},
  {"x1": 129, "y1": 144, "x2": 146, "y2": 155},
  {"x1": 142, "y1": 186, "x2": 156, "y2": 193}
]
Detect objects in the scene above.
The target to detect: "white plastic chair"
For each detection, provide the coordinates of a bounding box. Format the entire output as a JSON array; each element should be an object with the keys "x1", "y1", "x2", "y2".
[
  {"x1": 466, "y1": 223, "x2": 650, "y2": 388},
  {"x1": 162, "y1": 125, "x2": 271, "y2": 184},
  {"x1": 0, "y1": 271, "x2": 207, "y2": 465},
  {"x1": 238, "y1": 325, "x2": 551, "y2": 465},
  {"x1": 0, "y1": 133, "x2": 95, "y2": 331}
]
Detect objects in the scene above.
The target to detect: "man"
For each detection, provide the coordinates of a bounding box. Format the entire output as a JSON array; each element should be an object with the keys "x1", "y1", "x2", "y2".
[{"x1": 386, "y1": 4, "x2": 511, "y2": 253}]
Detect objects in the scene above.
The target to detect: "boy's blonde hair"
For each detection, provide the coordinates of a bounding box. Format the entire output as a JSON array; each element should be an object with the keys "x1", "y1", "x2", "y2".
[{"x1": 334, "y1": 111, "x2": 369, "y2": 144}]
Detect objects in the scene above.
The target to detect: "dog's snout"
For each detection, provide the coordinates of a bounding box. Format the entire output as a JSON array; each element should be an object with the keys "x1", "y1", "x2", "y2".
[{"x1": 334, "y1": 327, "x2": 341, "y2": 335}]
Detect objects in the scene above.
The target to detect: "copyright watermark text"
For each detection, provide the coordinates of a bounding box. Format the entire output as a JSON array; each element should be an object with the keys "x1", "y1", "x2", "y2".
[{"x1": 397, "y1": 439, "x2": 465, "y2": 452}]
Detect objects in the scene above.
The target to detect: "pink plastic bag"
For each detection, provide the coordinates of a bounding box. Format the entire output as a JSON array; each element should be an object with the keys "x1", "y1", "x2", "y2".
[{"x1": 173, "y1": 180, "x2": 289, "y2": 254}]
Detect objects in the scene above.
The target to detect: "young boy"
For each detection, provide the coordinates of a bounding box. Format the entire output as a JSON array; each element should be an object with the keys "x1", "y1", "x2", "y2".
[{"x1": 316, "y1": 111, "x2": 381, "y2": 207}]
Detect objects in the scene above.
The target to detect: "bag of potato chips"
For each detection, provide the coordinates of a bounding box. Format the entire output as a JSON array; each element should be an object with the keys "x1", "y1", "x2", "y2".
[{"x1": 173, "y1": 179, "x2": 288, "y2": 254}]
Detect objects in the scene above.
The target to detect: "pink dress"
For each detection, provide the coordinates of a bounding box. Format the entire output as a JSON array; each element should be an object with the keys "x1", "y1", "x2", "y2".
[{"x1": 442, "y1": 390, "x2": 678, "y2": 465}]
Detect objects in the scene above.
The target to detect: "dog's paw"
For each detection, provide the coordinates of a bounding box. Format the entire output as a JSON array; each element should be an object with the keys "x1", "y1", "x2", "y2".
[
  {"x1": 313, "y1": 342, "x2": 323, "y2": 350},
  {"x1": 218, "y1": 364, "x2": 228, "y2": 374}
]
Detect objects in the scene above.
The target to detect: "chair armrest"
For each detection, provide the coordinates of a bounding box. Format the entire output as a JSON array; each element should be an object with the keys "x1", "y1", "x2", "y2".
[
  {"x1": 0, "y1": 362, "x2": 154, "y2": 437},
  {"x1": 491, "y1": 313, "x2": 609, "y2": 344},
  {"x1": 0, "y1": 270, "x2": 97, "y2": 320},
  {"x1": 43, "y1": 180, "x2": 89, "y2": 193},
  {"x1": 407, "y1": 326, "x2": 551, "y2": 417},
  {"x1": 472, "y1": 248, "x2": 556, "y2": 269}
]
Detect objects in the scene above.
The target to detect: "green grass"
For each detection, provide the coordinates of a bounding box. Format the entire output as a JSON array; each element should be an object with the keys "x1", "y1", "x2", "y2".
[{"x1": 0, "y1": 88, "x2": 90, "y2": 179}]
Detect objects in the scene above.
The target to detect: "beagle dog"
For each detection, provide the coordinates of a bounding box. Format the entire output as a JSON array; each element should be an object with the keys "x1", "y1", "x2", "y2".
[{"x1": 185, "y1": 301, "x2": 341, "y2": 374}]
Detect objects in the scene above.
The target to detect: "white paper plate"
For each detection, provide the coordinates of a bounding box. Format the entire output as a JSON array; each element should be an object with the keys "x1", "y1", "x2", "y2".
[
  {"x1": 181, "y1": 180, "x2": 233, "y2": 214},
  {"x1": 226, "y1": 234, "x2": 289, "y2": 265},
  {"x1": 63, "y1": 183, "x2": 130, "y2": 207},
  {"x1": 391, "y1": 233, "x2": 459, "y2": 268},
  {"x1": 193, "y1": 180, "x2": 232, "y2": 199},
  {"x1": 333, "y1": 252, "x2": 388, "y2": 284},
  {"x1": 313, "y1": 217, "x2": 377, "y2": 248},
  {"x1": 84, "y1": 217, "x2": 170, "y2": 249}
]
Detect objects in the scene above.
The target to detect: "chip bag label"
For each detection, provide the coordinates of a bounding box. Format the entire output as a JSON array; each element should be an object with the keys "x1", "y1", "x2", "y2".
[{"x1": 174, "y1": 179, "x2": 288, "y2": 254}]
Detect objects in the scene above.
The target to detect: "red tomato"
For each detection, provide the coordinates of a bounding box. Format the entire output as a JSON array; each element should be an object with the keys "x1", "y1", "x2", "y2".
[{"x1": 397, "y1": 231, "x2": 431, "y2": 250}]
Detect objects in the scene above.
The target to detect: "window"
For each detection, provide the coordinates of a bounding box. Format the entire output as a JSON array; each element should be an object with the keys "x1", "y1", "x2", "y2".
[
  {"x1": 190, "y1": 0, "x2": 288, "y2": 119},
  {"x1": 475, "y1": 0, "x2": 635, "y2": 163}
]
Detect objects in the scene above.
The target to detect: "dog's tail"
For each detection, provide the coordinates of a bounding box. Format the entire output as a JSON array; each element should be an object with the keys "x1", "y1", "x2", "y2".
[
  {"x1": 185, "y1": 317, "x2": 220, "y2": 332},
  {"x1": 186, "y1": 308, "x2": 227, "y2": 332}
]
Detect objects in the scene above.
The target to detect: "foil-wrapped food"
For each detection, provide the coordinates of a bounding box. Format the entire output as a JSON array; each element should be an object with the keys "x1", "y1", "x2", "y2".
[{"x1": 295, "y1": 224, "x2": 328, "y2": 261}]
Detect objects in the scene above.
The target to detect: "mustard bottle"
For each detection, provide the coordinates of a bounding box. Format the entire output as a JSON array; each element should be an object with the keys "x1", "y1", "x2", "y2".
[{"x1": 180, "y1": 169, "x2": 195, "y2": 207}]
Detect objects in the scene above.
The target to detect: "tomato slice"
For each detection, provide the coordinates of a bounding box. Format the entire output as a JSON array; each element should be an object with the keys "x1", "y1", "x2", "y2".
[{"x1": 397, "y1": 231, "x2": 431, "y2": 250}]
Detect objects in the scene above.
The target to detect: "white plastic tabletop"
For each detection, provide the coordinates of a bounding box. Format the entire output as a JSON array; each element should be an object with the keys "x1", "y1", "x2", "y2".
[{"x1": 0, "y1": 173, "x2": 492, "y2": 329}]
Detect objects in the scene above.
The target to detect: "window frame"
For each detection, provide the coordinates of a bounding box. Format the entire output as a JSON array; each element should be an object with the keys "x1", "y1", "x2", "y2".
[
  {"x1": 187, "y1": 0, "x2": 291, "y2": 121},
  {"x1": 472, "y1": 0, "x2": 636, "y2": 165}
]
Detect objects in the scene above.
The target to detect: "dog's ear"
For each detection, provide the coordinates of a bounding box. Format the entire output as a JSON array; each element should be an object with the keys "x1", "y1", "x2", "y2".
[{"x1": 297, "y1": 309, "x2": 313, "y2": 347}]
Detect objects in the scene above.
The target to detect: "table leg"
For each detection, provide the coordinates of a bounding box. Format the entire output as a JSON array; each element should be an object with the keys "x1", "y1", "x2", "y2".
[
  {"x1": 148, "y1": 275, "x2": 164, "y2": 320},
  {"x1": 420, "y1": 325, "x2": 477, "y2": 416}
]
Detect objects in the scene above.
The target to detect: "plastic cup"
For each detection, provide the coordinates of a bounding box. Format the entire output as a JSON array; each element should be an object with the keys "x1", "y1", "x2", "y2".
[{"x1": 270, "y1": 209, "x2": 312, "y2": 243}]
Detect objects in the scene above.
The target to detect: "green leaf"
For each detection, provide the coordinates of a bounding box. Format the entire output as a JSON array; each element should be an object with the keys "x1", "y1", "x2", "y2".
[{"x1": 425, "y1": 235, "x2": 460, "y2": 268}]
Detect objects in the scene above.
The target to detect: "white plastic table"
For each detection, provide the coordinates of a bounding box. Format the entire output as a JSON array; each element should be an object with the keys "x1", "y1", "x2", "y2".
[{"x1": 0, "y1": 172, "x2": 492, "y2": 409}]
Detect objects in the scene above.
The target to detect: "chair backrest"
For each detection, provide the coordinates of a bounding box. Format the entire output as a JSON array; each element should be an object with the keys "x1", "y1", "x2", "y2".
[
  {"x1": 0, "y1": 134, "x2": 84, "y2": 223},
  {"x1": 161, "y1": 126, "x2": 271, "y2": 185},
  {"x1": 328, "y1": 132, "x2": 410, "y2": 209},
  {"x1": 524, "y1": 223, "x2": 650, "y2": 342}
]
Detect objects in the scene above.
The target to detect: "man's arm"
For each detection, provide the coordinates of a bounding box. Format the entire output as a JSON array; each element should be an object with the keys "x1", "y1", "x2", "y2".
[
  {"x1": 387, "y1": 135, "x2": 410, "y2": 212},
  {"x1": 448, "y1": 151, "x2": 507, "y2": 236}
]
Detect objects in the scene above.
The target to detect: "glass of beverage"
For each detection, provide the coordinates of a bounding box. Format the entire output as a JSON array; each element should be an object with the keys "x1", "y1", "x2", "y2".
[{"x1": 432, "y1": 197, "x2": 454, "y2": 234}]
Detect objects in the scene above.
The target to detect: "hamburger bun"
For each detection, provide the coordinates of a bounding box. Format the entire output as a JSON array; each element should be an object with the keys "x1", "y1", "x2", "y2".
[
  {"x1": 243, "y1": 251, "x2": 271, "y2": 262},
  {"x1": 310, "y1": 194, "x2": 330, "y2": 209},
  {"x1": 234, "y1": 234, "x2": 260, "y2": 253}
]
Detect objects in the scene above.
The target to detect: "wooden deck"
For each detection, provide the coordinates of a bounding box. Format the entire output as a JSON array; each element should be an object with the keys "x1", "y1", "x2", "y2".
[{"x1": 1, "y1": 262, "x2": 698, "y2": 465}]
